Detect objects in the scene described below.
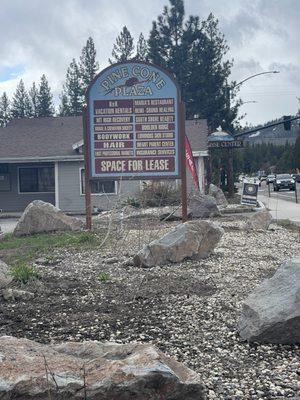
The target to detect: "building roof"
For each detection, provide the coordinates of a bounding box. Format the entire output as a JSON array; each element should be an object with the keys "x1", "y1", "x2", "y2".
[
  {"x1": 185, "y1": 119, "x2": 208, "y2": 153},
  {"x1": 0, "y1": 116, "x2": 83, "y2": 162},
  {"x1": 0, "y1": 116, "x2": 208, "y2": 162}
]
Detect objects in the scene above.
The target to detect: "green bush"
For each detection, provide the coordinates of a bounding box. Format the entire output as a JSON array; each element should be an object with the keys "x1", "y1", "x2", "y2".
[
  {"x1": 98, "y1": 272, "x2": 110, "y2": 282},
  {"x1": 10, "y1": 263, "x2": 39, "y2": 284},
  {"x1": 122, "y1": 197, "x2": 140, "y2": 208},
  {"x1": 139, "y1": 181, "x2": 180, "y2": 207}
]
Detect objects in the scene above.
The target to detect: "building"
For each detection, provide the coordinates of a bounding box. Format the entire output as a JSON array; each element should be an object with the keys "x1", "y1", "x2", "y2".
[{"x1": 0, "y1": 116, "x2": 208, "y2": 213}]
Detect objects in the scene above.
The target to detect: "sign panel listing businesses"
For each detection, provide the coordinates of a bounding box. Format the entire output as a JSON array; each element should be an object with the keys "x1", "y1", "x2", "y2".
[{"x1": 86, "y1": 62, "x2": 181, "y2": 179}]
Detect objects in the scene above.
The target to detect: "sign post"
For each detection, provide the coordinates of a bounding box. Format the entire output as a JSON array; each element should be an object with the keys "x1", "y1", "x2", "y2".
[
  {"x1": 180, "y1": 102, "x2": 188, "y2": 222},
  {"x1": 84, "y1": 61, "x2": 185, "y2": 227},
  {"x1": 82, "y1": 107, "x2": 92, "y2": 230},
  {"x1": 241, "y1": 182, "x2": 259, "y2": 206}
]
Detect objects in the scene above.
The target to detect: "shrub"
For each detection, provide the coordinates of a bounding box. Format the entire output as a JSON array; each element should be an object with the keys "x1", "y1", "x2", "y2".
[
  {"x1": 98, "y1": 272, "x2": 110, "y2": 282},
  {"x1": 122, "y1": 197, "x2": 140, "y2": 208},
  {"x1": 10, "y1": 263, "x2": 39, "y2": 284},
  {"x1": 139, "y1": 181, "x2": 181, "y2": 207}
]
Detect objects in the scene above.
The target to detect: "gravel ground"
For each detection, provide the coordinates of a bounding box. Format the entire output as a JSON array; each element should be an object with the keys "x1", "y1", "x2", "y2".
[{"x1": 0, "y1": 215, "x2": 299, "y2": 399}]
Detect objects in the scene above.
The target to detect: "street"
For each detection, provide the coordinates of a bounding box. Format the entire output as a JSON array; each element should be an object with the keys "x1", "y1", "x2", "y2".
[
  {"x1": 258, "y1": 182, "x2": 300, "y2": 225},
  {"x1": 259, "y1": 181, "x2": 299, "y2": 203}
]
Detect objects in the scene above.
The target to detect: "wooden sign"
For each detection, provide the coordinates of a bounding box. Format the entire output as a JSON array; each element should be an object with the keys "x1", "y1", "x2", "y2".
[
  {"x1": 208, "y1": 140, "x2": 243, "y2": 149},
  {"x1": 85, "y1": 61, "x2": 181, "y2": 180}
]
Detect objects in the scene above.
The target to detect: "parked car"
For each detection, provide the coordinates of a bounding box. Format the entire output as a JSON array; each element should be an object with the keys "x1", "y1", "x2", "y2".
[
  {"x1": 292, "y1": 173, "x2": 300, "y2": 183},
  {"x1": 266, "y1": 175, "x2": 276, "y2": 185},
  {"x1": 259, "y1": 175, "x2": 267, "y2": 182},
  {"x1": 273, "y1": 174, "x2": 295, "y2": 191}
]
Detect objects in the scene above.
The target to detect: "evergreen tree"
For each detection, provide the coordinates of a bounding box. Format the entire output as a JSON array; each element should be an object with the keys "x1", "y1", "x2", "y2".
[
  {"x1": 0, "y1": 92, "x2": 11, "y2": 127},
  {"x1": 29, "y1": 82, "x2": 39, "y2": 117},
  {"x1": 148, "y1": 21, "x2": 165, "y2": 66},
  {"x1": 148, "y1": 0, "x2": 186, "y2": 82},
  {"x1": 135, "y1": 33, "x2": 148, "y2": 61},
  {"x1": 148, "y1": 1, "x2": 240, "y2": 131},
  {"x1": 79, "y1": 37, "x2": 99, "y2": 88},
  {"x1": 58, "y1": 91, "x2": 70, "y2": 116},
  {"x1": 294, "y1": 132, "x2": 300, "y2": 170},
  {"x1": 109, "y1": 26, "x2": 134, "y2": 64},
  {"x1": 37, "y1": 74, "x2": 54, "y2": 117},
  {"x1": 11, "y1": 80, "x2": 32, "y2": 118},
  {"x1": 62, "y1": 59, "x2": 83, "y2": 116}
]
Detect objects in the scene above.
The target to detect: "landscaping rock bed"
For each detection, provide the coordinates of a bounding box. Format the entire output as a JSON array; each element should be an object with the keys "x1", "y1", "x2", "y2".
[{"x1": 0, "y1": 215, "x2": 299, "y2": 399}]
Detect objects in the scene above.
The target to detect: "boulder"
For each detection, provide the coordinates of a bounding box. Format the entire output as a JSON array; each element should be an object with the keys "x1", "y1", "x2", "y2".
[
  {"x1": 0, "y1": 336, "x2": 206, "y2": 399},
  {"x1": 244, "y1": 209, "x2": 272, "y2": 231},
  {"x1": 0, "y1": 226, "x2": 4, "y2": 241},
  {"x1": 0, "y1": 260, "x2": 12, "y2": 289},
  {"x1": 189, "y1": 193, "x2": 220, "y2": 218},
  {"x1": 13, "y1": 200, "x2": 83, "y2": 237},
  {"x1": 159, "y1": 206, "x2": 192, "y2": 221},
  {"x1": 238, "y1": 256, "x2": 300, "y2": 344},
  {"x1": 2, "y1": 288, "x2": 35, "y2": 301},
  {"x1": 208, "y1": 184, "x2": 228, "y2": 206},
  {"x1": 133, "y1": 220, "x2": 224, "y2": 267}
]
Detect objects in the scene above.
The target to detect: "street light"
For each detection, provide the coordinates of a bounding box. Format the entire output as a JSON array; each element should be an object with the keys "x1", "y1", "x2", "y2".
[
  {"x1": 241, "y1": 100, "x2": 258, "y2": 105},
  {"x1": 235, "y1": 70, "x2": 280, "y2": 88},
  {"x1": 223, "y1": 71, "x2": 279, "y2": 197}
]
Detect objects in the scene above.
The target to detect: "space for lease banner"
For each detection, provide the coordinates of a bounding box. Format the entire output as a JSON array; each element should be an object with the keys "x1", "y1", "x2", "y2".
[{"x1": 86, "y1": 62, "x2": 181, "y2": 179}]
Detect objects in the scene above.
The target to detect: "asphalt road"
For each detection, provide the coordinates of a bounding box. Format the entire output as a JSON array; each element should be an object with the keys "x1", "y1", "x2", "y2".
[
  {"x1": 258, "y1": 182, "x2": 300, "y2": 225},
  {"x1": 259, "y1": 181, "x2": 299, "y2": 203}
]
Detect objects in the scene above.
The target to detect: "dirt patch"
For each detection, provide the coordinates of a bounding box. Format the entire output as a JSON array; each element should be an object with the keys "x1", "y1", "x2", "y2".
[{"x1": 0, "y1": 217, "x2": 300, "y2": 399}]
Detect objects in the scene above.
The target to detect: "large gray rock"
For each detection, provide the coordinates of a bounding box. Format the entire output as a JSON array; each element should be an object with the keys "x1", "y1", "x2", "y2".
[
  {"x1": 13, "y1": 200, "x2": 83, "y2": 237},
  {"x1": 0, "y1": 260, "x2": 12, "y2": 289},
  {"x1": 134, "y1": 220, "x2": 224, "y2": 267},
  {"x1": 208, "y1": 184, "x2": 228, "y2": 206},
  {"x1": 238, "y1": 256, "x2": 300, "y2": 344},
  {"x1": 2, "y1": 288, "x2": 35, "y2": 301},
  {"x1": 0, "y1": 336, "x2": 206, "y2": 399},
  {"x1": 159, "y1": 206, "x2": 192, "y2": 221},
  {"x1": 244, "y1": 209, "x2": 272, "y2": 231},
  {"x1": 189, "y1": 193, "x2": 220, "y2": 218},
  {"x1": 0, "y1": 226, "x2": 4, "y2": 241}
]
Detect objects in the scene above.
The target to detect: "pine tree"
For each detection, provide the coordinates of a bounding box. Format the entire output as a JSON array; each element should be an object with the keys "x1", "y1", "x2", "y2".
[
  {"x1": 37, "y1": 75, "x2": 54, "y2": 117},
  {"x1": 29, "y1": 82, "x2": 39, "y2": 117},
  {"x1": 79, "y1": 37, "x2": 99, "y2": 88},
  {"x1": 148, "y1": 21, "x2": 165, "y2": 66},
  {"x1": 135, "y1": 33, "x2": 148, "y2": 61},
  {"x1": 58, "y1": 91, "x2": 70, "y2": 116},
  {"x1": 109, "y1": 26, "x2": 134, "y2": 64},
  {"x1": 148, "y1": 1, "x2": 240, "y2": 131},
  {"x1": 294, "y1": 132, "x2": 300, "y2": 170},
  {"x1": 0, "y1": 92, "x2": 11, "y2": 127},
  {"x1": 11, "y1": 80, "x2": 32, "y2": 118},
  {"x1": 148, "y1": 0, "x2": 186, "y2": 83},
  {"x1": 62, "y1": 59, "x2": 83, "y2": 116}
]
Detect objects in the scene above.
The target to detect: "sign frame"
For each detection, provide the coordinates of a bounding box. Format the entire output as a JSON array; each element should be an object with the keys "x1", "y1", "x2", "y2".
[
  {"x1": 82, "y1": 61, "x2": 187, "y2": 229},
  {"x1": 241, "y1": 182, "x2": 259, "y2": 206},
  {"x1": 84, "y1": 60, "x2": 182, "y2": 182}
]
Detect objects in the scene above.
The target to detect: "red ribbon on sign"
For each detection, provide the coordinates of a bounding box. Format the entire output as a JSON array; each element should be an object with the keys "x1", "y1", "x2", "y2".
[{"x1": 185, "y1": 135, "x2": 199, "y2": 189}]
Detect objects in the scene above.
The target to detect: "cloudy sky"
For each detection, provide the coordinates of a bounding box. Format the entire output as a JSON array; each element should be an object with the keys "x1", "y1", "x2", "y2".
[{"x1": 0, "y1": 0, "x2": 299, "y2": 126}]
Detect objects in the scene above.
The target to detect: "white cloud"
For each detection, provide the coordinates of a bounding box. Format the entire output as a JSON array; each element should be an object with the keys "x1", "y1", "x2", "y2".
[{"x1": 0, "y1": 0, "x2": 299, "y2": 125}]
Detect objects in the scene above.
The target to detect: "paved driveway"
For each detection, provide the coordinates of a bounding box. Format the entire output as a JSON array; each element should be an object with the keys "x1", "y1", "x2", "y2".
[{"x1": 0, "y1": 218, "x2": 19, "y2": 234}]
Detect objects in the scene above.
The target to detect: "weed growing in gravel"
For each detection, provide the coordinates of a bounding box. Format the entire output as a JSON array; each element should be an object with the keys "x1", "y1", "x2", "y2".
[
  {"x1": 10, "y1": 262, "x2": 39, "y2": 284},
  {"x1": 98, "y1": 272, "x2": 110, "y2": 282},
  {"x1": 0, "y1": 231, "x2": 105, "y2": 266}
]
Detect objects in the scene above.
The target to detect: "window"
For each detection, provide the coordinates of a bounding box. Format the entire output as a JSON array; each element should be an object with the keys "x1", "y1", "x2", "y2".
[
  {"x1": 80, "y1": 169, "x2": 116, "y2": 195},
  {"x1": 19, "y1": 167, "x2": 55, "y2": 193},
  {"x1": 0, "y1": 164, "x2": 9, "y2": 173},
  {"x1": 0, "y1": 164, "x2": 10, "y2": 192}
]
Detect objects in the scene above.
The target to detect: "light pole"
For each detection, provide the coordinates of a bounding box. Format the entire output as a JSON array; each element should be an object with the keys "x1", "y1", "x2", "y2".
[
  {"x1": 225, "y1": 71, "x2": 279, "y2": 196},
  {"x1": 234, "y1": 70, "x2": 279, "y2": 89},
  {"x1": 241, "y1": 100, "x2": 258, "y2": 105}
]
